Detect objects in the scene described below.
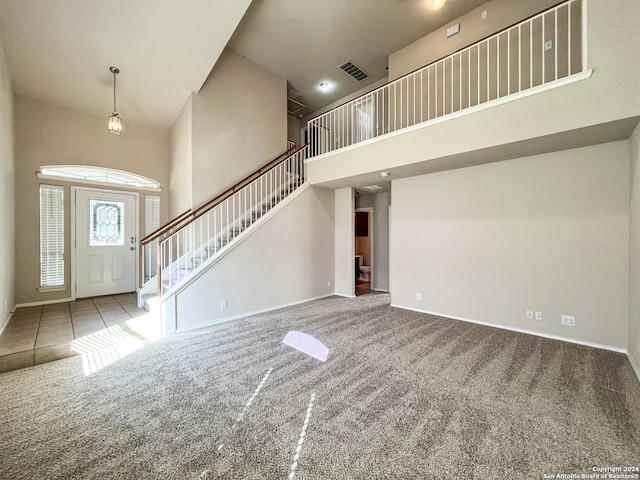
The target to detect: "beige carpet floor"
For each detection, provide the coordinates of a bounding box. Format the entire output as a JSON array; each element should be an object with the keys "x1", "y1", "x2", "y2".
[{"x1": 0, "y1": 293, "x2": 639, "y2": 479}]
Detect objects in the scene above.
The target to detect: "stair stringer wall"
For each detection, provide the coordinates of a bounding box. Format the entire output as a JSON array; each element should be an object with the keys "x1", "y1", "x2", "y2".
[{"x1": 170, "y1": 185, "x2": 335, "y2": 332}]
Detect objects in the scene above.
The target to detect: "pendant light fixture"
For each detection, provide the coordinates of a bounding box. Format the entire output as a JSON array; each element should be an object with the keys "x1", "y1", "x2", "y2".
[{"x1": 108, "y1": 66, "x2": 122, "y2": 135}]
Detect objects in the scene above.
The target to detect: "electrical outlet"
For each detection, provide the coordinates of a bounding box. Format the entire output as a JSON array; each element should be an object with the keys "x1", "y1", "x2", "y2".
[
  {"x1": 535, "y1": 311, "x2": 543, "y2": 321},
  {"x1": 544, "y1": 40, "x2": 553, "y2": 51},
  {"x1": 220, "y1": 300, "x2": 227, "y2": 310},
  {"x1": 526, "y1": 309, "x2": 534, "y2": 320},
  {"x1": 561, "y1": 315, "x2": 576, "y2": 327},
  {"x1": 327, "y1": 281, "x2": 332, "y2": 288},
  {"x1": 416, "y1": 293, "x2": 422, "y2": 301},
  {"x1": 481, "y1": 10, "x2": 488, "y2": 20}
]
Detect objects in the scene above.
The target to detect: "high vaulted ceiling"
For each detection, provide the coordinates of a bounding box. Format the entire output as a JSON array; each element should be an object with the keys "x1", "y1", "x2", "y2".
[
  {"x1": 0, "y1": 0, "x2": 252, "y2": 131},
  {"x1": 0, "y1": 0, "x2": 489, "y2": 132},
  {"x1": 229, "y1": 0, "x2": 489, "y2": 117}
]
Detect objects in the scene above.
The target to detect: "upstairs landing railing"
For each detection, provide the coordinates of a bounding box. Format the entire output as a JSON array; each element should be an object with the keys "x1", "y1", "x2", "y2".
[
  {"x1": 307, "y1": 0, "x2": 584, "y2": 157},
  {"x1": 140, "y1": 145, "x2": 308, "y2": 297}
]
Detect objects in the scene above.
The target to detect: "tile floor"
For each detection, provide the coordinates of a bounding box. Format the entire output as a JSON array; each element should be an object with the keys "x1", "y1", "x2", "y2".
[{"x1": 0, "y1": 293, "x2": 147, "y2": 373}]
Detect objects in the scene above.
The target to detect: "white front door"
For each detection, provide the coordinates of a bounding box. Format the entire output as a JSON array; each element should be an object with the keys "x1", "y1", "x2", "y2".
[{"x1": 75, "y1": 188, "x2": 137, "y2": 298}]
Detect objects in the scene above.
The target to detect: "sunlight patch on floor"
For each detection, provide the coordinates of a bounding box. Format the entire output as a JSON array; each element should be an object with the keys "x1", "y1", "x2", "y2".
[
  {"x1": 71, "y1": 312, "x2": 162, "y2": 375},
  {"x1": 289, "y1": 392, "x2": 316, "y2": 479},
  {"x1": 217, "y1": 366, "x2": 274, "y2": 453},
  {"x1": 124, "y1": 311, "x2": 163, "y2": 341},
  {"x1": 282, "y1": 331, "x2": 329, "y2": 362}
]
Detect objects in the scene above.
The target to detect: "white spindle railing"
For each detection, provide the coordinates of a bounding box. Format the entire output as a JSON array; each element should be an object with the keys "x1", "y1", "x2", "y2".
[
  {"x1": 143, "y1": 240, "x2": 157, "y2": 284},
  {"x1": 307, "y1": 0, "x2": 584, "y2": 158},
  {"x1": 155, "y1": 147, "x2": 307, "y2": 295}
]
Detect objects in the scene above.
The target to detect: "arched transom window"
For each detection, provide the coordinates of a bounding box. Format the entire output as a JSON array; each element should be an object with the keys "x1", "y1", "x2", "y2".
[{"x1": 38, "y1": 165, "x2": 160, "y2": 190}]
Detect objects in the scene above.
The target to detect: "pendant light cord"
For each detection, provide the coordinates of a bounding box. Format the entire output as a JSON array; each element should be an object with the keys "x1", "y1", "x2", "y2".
[{"x1": 113, "y1": 70, "x2": 117, "y2": 114}]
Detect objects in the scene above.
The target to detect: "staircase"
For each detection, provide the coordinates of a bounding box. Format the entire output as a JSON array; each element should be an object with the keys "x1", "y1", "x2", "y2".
[{"x1": 139, "y1": 145, "x2": 308, "y2": 307}]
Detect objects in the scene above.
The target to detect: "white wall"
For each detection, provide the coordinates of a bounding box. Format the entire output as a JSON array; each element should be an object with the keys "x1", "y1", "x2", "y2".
[
  {"x1": 357, "y1": 192, "x2": 390, "y2": 292},
  {"x1": 13, "y1": 95, "x2": 169, "y2": 304},
  {"x1": 308, "y1": 0, "x2": 640, "y2": 190},
  {"x1": 169, "y1": 95, "x2": 193, "y2": 217},
  {"x1": 334, "y1": 188, "x2": 354, "y2": 297},
  {"x1": 629, "y1": 122, "x2": 640, "y2": 373},
  {"x1": 391, "y1": 142, "x2": 629, "y2": 350},
  {"x1": 174, "y1": 186, "x2": 335, "y2": 331},
  {"x1": 0, "y1": 25, "x2": 15, "y2": 328},
  {"x1": 301, "y1": 77, "x2": 388, "y2": 125},
  {"x1": 191, "y1": 49, "x2": 287, "y2": 208},
  {"x1": 389, "y1": 0, "x2": 559, "y2": 80},
  {"x1": 287, "y1": 115, "x2": 301, "y2": 147}
]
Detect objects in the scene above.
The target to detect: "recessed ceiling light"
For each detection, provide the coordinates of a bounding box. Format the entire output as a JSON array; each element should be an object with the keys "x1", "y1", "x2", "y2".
[
  {"x1": 380, "y1": 171, "x2": 390, "y2": 178},
  {"x1": 319, "y1": 82, "x2": 330, "y2": 91},
  {"x1": 364, "y1": 185, "x2": 383, "y2": 191},
  {"x1": 432, "y1": 0, "x2": 446, "y2": 8}
]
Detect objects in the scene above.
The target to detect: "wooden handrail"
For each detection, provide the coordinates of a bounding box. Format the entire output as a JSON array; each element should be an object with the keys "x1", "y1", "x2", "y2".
[
  {"x1": 141, "y1": 208, "x2": 191, "y2": 245},
  {"x1": 306, "y1": 0, "x2": 570, "y2": 124},
  {"x1": 143, "y1": 145, "x2": 306, "y2": 248},
  {"x1": 139, "y1": 145, "x2": 304, "y2": 289},
  {"x1": 141, "y1": 144, "x2": 307, "y2": 292},
  {"x1": 164, "y1": 144, "x2": 308, "y2": 236}
]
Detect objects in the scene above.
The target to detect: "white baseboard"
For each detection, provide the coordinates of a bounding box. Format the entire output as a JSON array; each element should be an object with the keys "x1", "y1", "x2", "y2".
[
  {"x1": 371, "y1": 288, "x2": 389, "y2": 293},
  {"x1": 175, "y1": 293, "x2": 336, "y2": 334},
  {"x1": 629, "y1": 351, "x2": 640, "y2": 384},
  {"x1": 15, "y1": 297, "x2": 74, "y2": 309},
  {"x1": 0, "y1": 310, "x2": 13, "y2": 336},
  {"x1": 390, "y1": 303, "x2": 627, "y2": 354},
  {"x1": 333, "y1": 293, "x2": 356, "y2": 299}
]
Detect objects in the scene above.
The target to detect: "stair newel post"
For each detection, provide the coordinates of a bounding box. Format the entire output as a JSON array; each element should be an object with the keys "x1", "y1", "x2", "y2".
[
  {"x1": 168, "y1": 235, "x2": 173, "y2": 294},
  {"x1": 139, "y1": 241, "x2": 144, "y2": 290},
  {"x1": 156, "y1": 237, "x2": 162, "y2": 298}
]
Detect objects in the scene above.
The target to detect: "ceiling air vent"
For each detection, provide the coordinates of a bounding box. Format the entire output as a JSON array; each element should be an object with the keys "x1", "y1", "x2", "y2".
[
  {"x1": 338, "y1": 61, "x2": 369, "y2": 81},
  {"x1": 287, "y1": 97, "x2": 306, "y2": 116}
]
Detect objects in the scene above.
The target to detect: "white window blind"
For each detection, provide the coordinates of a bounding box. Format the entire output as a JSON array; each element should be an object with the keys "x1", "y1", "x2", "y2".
[
  {"x1": 40, "y1": 185, "x2": 64, "y2": 287},
  {"x1": 144, "y1": 195, "x2": 160, "y2": 280}
]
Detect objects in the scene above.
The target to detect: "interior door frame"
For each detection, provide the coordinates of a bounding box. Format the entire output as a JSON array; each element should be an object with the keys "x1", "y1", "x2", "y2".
[
  {"x1": 71, "y1": 186, "x2": 140, "y2": 301},
  {"x1": 355, "y1": 206, "x2": 374, "y2": 291}
]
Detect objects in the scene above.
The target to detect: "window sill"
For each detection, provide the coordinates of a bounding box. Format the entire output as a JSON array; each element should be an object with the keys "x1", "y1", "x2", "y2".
[{"x1": 38, "y1": 286, "x2": 66, "y2": 293}]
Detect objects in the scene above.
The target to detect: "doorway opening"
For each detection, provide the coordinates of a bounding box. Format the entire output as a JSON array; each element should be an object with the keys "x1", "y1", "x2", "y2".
[{"x1": 355, "y1": 207, "x2": 373, "y2": 296}]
